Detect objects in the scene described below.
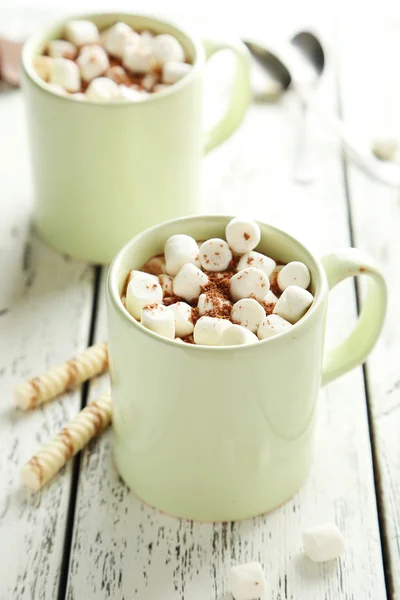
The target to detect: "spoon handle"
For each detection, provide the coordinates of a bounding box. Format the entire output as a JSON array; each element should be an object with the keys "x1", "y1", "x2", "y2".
[{"x1": 293, "y1": 100, "x2": 317, "y2": 184}]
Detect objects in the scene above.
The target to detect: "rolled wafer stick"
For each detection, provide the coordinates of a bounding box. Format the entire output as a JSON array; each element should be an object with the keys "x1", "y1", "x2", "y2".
[
  {"x1": 21, "y1": 393, "x2": 112, "y2": 491},
  {"x1": 14, "y1": 342, "x2": 109, "y2": 410}
]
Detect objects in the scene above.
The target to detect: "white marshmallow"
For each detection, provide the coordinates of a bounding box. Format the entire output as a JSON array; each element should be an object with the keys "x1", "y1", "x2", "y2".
[
  {"x1": 228, "y1": 562, "x2": 267, "y2": 600},
  {"x1": 199, "y1": 238, "x2": 232, "y2": 272},
  {"x1": 158, "y1": 274, "x2": 173, "y2": 295},
  {"x1": 174, "y1": 337, "x2": 185, "y2": 343},
  {"x1": 128, "y1": 269, "x2": 158, "y2": 284},
  {"x1": 257, "y1": 314, "x2": 292, "y2": 340},
  {"x1": 302, "y1": 522, "x2": 345, "y2": 562},
  {"x1": 198, "y1": 293, "x2": 231, "y2": 316},
  {"x1": 165, "y1": 234, "x2": 200, "y2": 276},
  {"x1": 118, "y1": 85, "x2": 144, "y2": 101},
  {"x1": 141, "y1": 30, "x2": 154, "y2": 49},
  {"x1": 273, "y1": 285, "x2": 313, "y2": 324},
  {"x1": 33, "y1": 56, "x2": 53, "y2": 81},
  {"x1": 153, "y1": 83, "x2": 169, "y2": 93},
  {"x1": 167, "y1": 302, "x2": 194, "y2": 337},
  {"x1": 86, "y1": 77, "x2": 120, "y2": 101},
  {"x1": 126, "y1": 275, "x2": 163, "y2": 320},
  {"x1": 173, "y1": 263, "x2": 208, "y2": 302},
  {"x1": 123, "y1": 45, "x2": 154, "y2": 74},
  {"x1": 220, "y1": 324, "x2": 258, "y2": 346},
  {"x1": 72, "y1": 92, "x2": 86, "y2": 100},
  {"x1": 46, "y1": 83, "x2": 67, "y2": 96},
  {"x1": 77, "y1": 45, "x2": 109, "y2": 82},
  {"x1": 47, "y1": 40, "x2": 77, "y2": 60},
  {"x1": 231, "y1": 298, "x2": 266, "y2": 333},
  {"x1": 277, "y1": 261, "x2": 311, "y2": 291},
  {"x1": 225, "y1": 217, "x2": 261, "y2": 254},
  {"x1": 103, "y1": 22, "x2": 140, "y2": 58},
  {"x1": 141, "y1": 72, "x2": 159, "y2": 91},
  {"x1": 65, "y1": 20, "x2": 100, "y2": 47},
  {"x1": 152, "y1": 34, "x2": 185, "y2": 65},
  {"x1": 263, "y1": 290, "x2": 279, "y2": 305},
  {"x1": 237, "y1": 251, "x2": 275, "y2": 278},
  {"x1": 193, "y1": 316, "x2": 231, "y2": 346},
  {"x1": 162, "y1": 61, "x2": 191, "y2": 84},
  {"x1": 50, "y1": 58, "x2": 80, "y2": 92},
  {"x1": 141, "y1": 304, "x2": 175, "y2": 340},
  {"x1": 142, "y1": 256, "x2": 166, "y2": 276},
  {"x1": 230, "y1": 267, "x2": 270, "y2": 302},
  {"x1": 105, "y1": 65, "x2": 130, "y2": 85}
]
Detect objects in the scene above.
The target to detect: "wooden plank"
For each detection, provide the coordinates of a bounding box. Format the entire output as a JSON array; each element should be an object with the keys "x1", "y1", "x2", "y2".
[
  {"x1": 339, "y1": 19, "x2": 400, "y2": 597},
  {"x1": 0, "y1": 85, "x2": 95, "y2": 598},
  {"x1": 66, "y1": 36, "x2": 387, "y2": 599}
]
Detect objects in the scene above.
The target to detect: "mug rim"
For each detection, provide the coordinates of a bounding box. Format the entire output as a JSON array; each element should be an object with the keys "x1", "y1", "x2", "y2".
[
  {"x1": 21, "y1": 11, "x2": 204, "y2": 106},
  {"x1": 107, "y1": 214, "x2": 329, "y2": 351}
]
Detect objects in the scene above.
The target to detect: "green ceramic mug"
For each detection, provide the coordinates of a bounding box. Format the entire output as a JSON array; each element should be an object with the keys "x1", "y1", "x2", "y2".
[
  {"x1": 21, "y1": 14, "x2": 250, "y2": 264},
  {"x1": 107, "y1": 215, "x2": 387, "y2": 522}
]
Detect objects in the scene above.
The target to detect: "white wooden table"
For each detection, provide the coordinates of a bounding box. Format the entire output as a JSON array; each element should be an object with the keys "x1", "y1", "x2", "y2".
[{"x1": 0, "y1": 2, "x2": 399, "y2": 598}]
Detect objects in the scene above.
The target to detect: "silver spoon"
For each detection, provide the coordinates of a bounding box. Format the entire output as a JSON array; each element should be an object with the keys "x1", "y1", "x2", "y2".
[
  {"x1": 244, "y1": 37, "x2": 400, "y2": 188},
  {"x1": 288, "y1": 31, "x2": 325, "y2": 183}
]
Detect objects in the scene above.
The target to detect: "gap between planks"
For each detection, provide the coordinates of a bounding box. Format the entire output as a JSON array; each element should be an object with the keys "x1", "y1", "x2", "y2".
[
  {"x1": 336, "y1": 63, "x2": 393, "y2": 600},
  {"x1": 57, "y1": 266, "x2": 104, "y2": 600}
]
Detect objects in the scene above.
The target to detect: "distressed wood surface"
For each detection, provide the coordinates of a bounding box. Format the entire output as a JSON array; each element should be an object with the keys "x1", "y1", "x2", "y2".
[
  {"x1": 339, "y1": 20, "x2": 400, "y2": 597},
  {"x1": 0, "y1": 85, "x2": 96, "y2": 597},
  {"x1": 66, "y1": 30, "x2": 387, "y2": 600}
]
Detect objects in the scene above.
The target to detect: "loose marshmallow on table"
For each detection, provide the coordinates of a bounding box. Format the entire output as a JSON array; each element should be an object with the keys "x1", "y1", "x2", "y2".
[
  {"x1": 237, "y1": 251, "x2": 276, "y2": 278},
  {"x1": 34, "y1": 56, "x2": 53, "y2": 81},
  {"x1": 103, "y1": 22, "x2": 140, "y2": 58},
  {"x1": 152, "y1": 34, "x2": 185, "y2": 65},
  {"x1": 302, "y1": 522, "x2": 345, "y2": 562},
  {"x1": 225, "y1": 217, "x2": 261, "y2": 254},
  {"x1": 277, "y1": 261, "x2": 311, "y2": 291},
  {"x1": 86, "y1": 77, "x2": 120, "y2": 101},
  {"x1": 273, "y1": 285, "x2": 313, "y2": 324},
  {"x1": 123, "y1": 45, "x2": 154, "y2": 74},
  {"x1": 220, "y1": 324, "x2": 258, "y2": 346},
  {"x1": 50, "y1": 58, "x2": 80, "y2": 93},
  {"x1": 230, "y1": 267, "x2": 270, "y2": 302},
  {"x1": 158, "y1": 274, "x2": 173, "y2": 295},
  {"x1": 198, "y1": 293, "x2": 231, "y2": 316},
  {"x1": 263, "y1": 289, "x2": 279, "y2": 305},
  {"x1": 65, "y1": 20, "x2": 100, "y2": 47},
  {"x1": 141, "y1": 304, "x2": 175, "y2": 340},
  {"x1": 173, "y1": 263, "x2": 208, "y2": 302},
  {"x1": 193, "y1": 316, "x2": 231, "y2": 346},
  {"x1": 167, "y1": 302, "x2": 194, "y2": 337},
  {"x1": 47, "y1": 40, "x2": 77, "y2": 60},
  {"x1": 231, "y1": 298, "x2": 266, "y2": 333},
  {"x1": 162, "y1": 61, "x2": 191, "y2": 84},
  {"x1": 199, "y1": 238, "x2": 232, "y2": 272},
  {"x1": 257, "y1": 314, "x2": 292, "y2": 340},
  {"x1": 165, "y1": 234, "x2": 200, "y2": 276},
  {"x1": 126, "y1": 274, "x2": 163, "y2": 320},
  {"x1": 228, "y1": 562, "x2": 267, "y2": 600},
  {"x1": 77, "y1": 45, "x2": 109, "y2": 82}
]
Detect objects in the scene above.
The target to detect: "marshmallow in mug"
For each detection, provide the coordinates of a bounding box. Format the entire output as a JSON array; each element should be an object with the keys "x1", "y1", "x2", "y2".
[
  {"x1": 77, "y1": 46, "x2": 109, "y2": 82},
  {"x1": 121, "y1": 216, "x2": 314, "y2": 345}
]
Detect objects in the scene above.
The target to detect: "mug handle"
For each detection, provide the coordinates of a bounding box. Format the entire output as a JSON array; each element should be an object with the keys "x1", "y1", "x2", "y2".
[
  {"x1": 202, "y1": 38, "x2": 250, "y2": 153},
  {"x1": 321, "y1": 249, "x2": 387, "y2": 385}
]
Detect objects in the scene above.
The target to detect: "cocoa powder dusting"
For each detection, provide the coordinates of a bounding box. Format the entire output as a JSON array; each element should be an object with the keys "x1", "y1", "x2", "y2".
[
  {"x1": 190, "y1": 307, "x2": 200, "y2": 325},
  {"x1": 258, "y1": 300, "x2": 276, "y2": 315},
  {"x1": 243, "y1": 232, "x2": 250, "y2": 240}
]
